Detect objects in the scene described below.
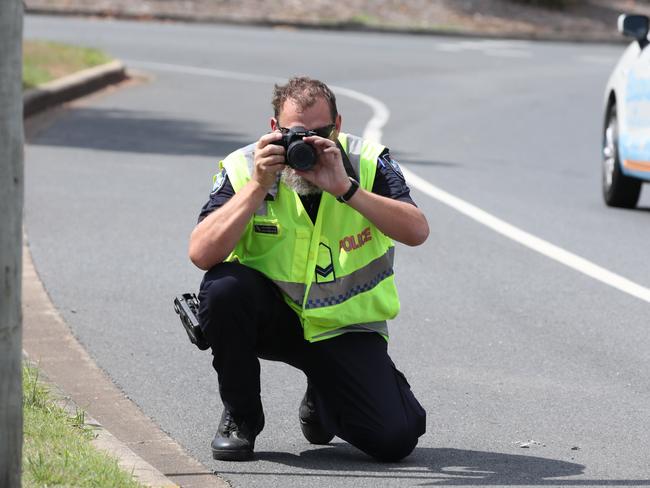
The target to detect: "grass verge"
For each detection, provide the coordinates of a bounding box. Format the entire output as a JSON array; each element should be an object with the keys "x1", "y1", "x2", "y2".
[
  {"x1": 23, "y1": 40, "x2": 112, "y2": 90},
  {"x1": 22, "y1": 363, "x2": 144, "y2": 488}
]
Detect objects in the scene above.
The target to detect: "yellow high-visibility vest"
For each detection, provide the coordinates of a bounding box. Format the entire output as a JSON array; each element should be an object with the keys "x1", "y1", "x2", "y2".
[{"x1": 220, "y1": 132, "x2": 400, "y2": 342}]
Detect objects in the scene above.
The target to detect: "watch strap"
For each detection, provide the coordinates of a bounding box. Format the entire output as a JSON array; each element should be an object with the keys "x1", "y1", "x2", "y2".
[{"x1": 336, "y1": 177, "x2": 360, "y2": 203}]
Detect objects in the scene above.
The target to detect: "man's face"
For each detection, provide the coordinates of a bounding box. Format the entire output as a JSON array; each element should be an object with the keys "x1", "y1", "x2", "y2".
[
  {"x1": 271, "y1": 97, "x2": 342, "y2": 195},
  {"x1": 271, "y1": 97, "x2": 341, "y2": 140}
]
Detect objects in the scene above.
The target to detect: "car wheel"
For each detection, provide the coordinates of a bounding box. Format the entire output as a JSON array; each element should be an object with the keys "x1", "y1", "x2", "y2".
[{"x1": 602, "y1": 103, "x2": 642, "y2": 208}]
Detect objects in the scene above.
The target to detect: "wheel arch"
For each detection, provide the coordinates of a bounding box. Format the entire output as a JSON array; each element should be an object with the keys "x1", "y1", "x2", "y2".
[{"x1": 604, "y1": 90, "x2": 617, "y2": 127}]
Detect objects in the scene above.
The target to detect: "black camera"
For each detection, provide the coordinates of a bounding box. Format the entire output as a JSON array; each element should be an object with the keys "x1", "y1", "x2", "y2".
[{"x1": 271, "y1": 126, "x2": 317, "y2": 171}]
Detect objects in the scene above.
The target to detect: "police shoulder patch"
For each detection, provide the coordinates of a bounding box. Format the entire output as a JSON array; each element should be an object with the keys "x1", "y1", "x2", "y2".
[
  {"x1": 381, "y1": 153, "x2": 405, "y2": 181},
  {"x1": 211, "y1": 168, "x2": 227, "y2": 195}
]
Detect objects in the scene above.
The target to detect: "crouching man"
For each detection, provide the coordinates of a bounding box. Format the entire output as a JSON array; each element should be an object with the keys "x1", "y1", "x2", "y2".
[{"x1": 189, "y1": 76, "x2": 429, "y2": 462}]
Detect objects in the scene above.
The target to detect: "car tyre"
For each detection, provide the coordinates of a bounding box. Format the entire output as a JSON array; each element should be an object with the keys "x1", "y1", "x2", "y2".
[{"x1": 602, "y1": 103, "x2": 642, "y2": 208}]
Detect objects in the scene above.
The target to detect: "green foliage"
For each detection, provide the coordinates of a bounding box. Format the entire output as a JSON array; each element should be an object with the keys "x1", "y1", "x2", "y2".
[
  {"x1": 22, "y1": 40, "x2": 111, "y2": 89},
  {"x1": 22, "y1": 364, "x2": 143, "y2": 488}
]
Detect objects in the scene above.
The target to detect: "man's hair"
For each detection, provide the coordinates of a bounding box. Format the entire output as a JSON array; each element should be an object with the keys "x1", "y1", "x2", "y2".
[{"x1": 272, "y1": 76, "x2": 338, "y2": 122}]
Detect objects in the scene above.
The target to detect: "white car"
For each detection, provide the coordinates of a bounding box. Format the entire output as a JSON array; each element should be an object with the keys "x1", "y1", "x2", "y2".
[{"x1": 603, "y1": 14, "x2": 650, "y2": 208}]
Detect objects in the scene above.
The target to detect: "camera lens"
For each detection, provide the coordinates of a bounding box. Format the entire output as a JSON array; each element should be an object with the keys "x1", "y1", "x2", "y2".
[{"x1": 287, "y1": 140, "x2": 316, "y2": 171}]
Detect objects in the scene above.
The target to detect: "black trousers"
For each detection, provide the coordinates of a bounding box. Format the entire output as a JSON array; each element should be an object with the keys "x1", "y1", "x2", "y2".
[{"x1": 198, "y1": 262, "x2": 426, "y2": 461}]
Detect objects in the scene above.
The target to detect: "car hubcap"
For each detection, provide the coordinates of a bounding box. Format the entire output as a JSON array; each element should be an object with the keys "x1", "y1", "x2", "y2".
[{"x1": 603, "y1": 123, "x2": 616, "y2": 190}]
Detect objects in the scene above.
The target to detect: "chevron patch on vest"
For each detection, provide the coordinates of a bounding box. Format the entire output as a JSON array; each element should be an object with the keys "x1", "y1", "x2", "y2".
[{"x1": 315, "y1": 243, "x2": 335, "y2": 284}]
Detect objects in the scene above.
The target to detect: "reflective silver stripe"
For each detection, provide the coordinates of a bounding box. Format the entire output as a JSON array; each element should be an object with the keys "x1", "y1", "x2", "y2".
[
  {"x1": 305, "y1": 247, "x2": 395, "y2": 309},
  {"x1": 311, "y1": 321, "x2": 389, "y2": 340},
  {"x1": 241, "y1": 143, "x2": 279, "y2": 201},
  {"x1": 272, "y1": 279, "x2": 306, "y2": 306},
  {"x1": 241, "y1": 142, "x2": 256, "y2": 173},
  {"x1": 344, "y1": 134, "x2": 363, "y2": 178}
]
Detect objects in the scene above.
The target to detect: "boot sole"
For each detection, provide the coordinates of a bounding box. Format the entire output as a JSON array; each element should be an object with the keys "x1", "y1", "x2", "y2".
[{"x1": 211, "y1": 448, "x2": 254, "y2": 461}]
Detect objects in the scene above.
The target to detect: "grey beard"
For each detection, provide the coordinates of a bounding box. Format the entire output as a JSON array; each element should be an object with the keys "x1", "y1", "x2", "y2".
[{"x1": 280, "y1": 167, "x2": 322, "y2": 196}]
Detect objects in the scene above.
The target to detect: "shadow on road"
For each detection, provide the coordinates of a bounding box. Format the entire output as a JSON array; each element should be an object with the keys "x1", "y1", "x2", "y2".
[
  {"x1": 216, "y1": 445, "x2": 650, "y2": 485},
  {"x1": 27, "y1": 107, "x2": 251, "y2": 157}
]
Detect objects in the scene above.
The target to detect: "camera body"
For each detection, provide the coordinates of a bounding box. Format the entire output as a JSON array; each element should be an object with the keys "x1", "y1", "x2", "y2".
[{"x1": 271, "y1": 126, "x2": 317, "y2": 171}]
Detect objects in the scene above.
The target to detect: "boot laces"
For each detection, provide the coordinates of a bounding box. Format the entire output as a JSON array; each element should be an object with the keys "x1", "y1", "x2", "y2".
[{"x1": 222, "y1": 411, "x2": 237, "y2": 435}]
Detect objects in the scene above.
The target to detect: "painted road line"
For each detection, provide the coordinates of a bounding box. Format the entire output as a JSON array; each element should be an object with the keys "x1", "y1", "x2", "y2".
[
  {"x1": 124, "y1": 61, "x2": 390, "y2": 142},
  {"x1": 125, "y1": 60, "x2": 285, "y2": 84},
  {"x1": 483, "y1": 49, "x2": 531, "y2": 58},
  {"x1": 125, "y1": 59, "x2": 650, "y2": 304},
  {"x1": 577, "y1": 55, "x2": 618, "y2": 65},
  {"x1": 329, "y1": 85, "x2": 390, "y2": 144},
  {"x1": 436, "y1": 40, "x2": 532, "y2": 58},
  {"x1": 401, "y1": 167, "x2": 650, "y2": 303}
]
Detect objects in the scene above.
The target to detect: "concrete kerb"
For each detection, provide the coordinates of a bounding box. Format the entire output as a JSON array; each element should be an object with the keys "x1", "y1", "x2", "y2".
[
  {"x1": 23, "y1": 59, "x2": 127, "y2": 118},
  {"x1": 22, "y1": 353, "x2": 179, "y2": 488},
  {"x1": 22, "y1": 65, "x2": 229, "y2": 487},
  {"x1": 22, "y1": 241, "x2": 229, "y2": 488}
]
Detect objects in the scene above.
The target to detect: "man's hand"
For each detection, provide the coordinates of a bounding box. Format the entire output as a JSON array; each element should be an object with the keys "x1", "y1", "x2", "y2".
[
  {"x1": 253, "y1": 131, "x2": 286, "y2": 190},
  {"x1": 299, "y1": 135, "x2": 429, "y2": 247},
  {"x1": 189, "y1": 131, "x2": 285, "y2": 270},
  {"x1": 297, "y1": 136, "x2": 350, "y2": 197}
]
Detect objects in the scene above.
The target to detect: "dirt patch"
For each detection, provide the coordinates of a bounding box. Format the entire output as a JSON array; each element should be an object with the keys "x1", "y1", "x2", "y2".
[{"x1": 24, "y1": 0, "x2": 650, "y2": 41}]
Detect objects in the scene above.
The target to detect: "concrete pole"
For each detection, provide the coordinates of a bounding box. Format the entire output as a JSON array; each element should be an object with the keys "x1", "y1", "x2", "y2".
[{"x1": 0, "y1": 0, "x2": 24, "y2": 486}]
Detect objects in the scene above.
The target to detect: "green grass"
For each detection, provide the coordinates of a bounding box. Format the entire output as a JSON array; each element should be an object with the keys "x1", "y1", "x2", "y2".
[
  {"x1": 347, "y1": 12, "x2": 381, "y2": 26},
  {"x1": 22, "y1": 364, "x2": 144, "y2": 488},
  {"x1": 22, "y1": 40, "x2": 111, "y2": 90}
]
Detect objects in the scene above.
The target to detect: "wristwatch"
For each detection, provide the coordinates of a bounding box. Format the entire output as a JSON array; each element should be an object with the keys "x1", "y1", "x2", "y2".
[{"x1": 336, "y1": 177, "x2": 360, "y2": 203}]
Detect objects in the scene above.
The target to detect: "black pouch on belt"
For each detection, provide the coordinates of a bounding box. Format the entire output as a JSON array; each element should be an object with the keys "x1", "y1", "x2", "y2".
[{"x1": 173, "y1": 293, "x2": 210, "y2": 350}]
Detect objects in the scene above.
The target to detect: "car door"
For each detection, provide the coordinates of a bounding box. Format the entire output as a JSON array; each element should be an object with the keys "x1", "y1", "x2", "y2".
[{"x1": 620, "y1": 38, "x2": 650, "y2": 180}]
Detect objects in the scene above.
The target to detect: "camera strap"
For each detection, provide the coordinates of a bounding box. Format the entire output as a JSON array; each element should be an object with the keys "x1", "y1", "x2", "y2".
[{"x1": 337, "y1": 140, "x2": 359, "y2": 181}]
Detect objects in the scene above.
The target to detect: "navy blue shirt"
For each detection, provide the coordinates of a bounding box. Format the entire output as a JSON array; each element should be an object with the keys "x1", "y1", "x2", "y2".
[{"x1": 198, "y1": 149, "x2": 415, "y2": 224}]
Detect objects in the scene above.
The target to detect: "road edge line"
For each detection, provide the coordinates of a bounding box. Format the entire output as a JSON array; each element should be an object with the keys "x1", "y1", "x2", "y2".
[
  {"x1": 401, "y1": 166, "x2": 650, "y2": 303},
  {"x1": 125, "y1": 59, "x2": 650, "y2": 304}
]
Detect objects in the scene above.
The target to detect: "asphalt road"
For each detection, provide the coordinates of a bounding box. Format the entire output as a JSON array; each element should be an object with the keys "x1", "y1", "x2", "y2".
[{"x1": 24, "y1": 15, "x2": 650, "y2": 487}]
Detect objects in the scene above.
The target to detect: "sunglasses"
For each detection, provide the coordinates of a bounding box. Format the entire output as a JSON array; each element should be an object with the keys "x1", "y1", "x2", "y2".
[{"x1": 279, "y1": 124, "x2": 335, "y2": 138}]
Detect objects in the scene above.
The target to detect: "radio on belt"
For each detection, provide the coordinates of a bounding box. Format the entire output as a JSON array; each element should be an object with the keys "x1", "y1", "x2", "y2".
[{"x1": 173, "y1": 293, "x2": 210, "y2": 350}]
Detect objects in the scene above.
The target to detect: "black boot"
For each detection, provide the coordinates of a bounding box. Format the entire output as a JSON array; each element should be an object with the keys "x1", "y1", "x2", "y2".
[
  {"x1": 299, "y1": 384, "x2": 334, "y2": 445},
  {"x1": 211, "y1": 409, "x2": 265, "y2": 461}
]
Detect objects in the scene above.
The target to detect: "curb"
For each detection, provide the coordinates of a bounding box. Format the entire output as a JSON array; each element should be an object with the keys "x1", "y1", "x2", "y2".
[
  {"x1": 22, "y1": 242, "x2": 229, "y2": 488},
  {"x1": 23, "y1": 59, "x2": 127, "y2": 118},
  {"x1": 22, "y1": 64, "x2": 229, "y2": 486},
  {"x1": 25, "y1": 7, "x2": 627, "y2": 45},
  {"x1": 22, "y1": 354, "x2": 180, "y2": 488}
]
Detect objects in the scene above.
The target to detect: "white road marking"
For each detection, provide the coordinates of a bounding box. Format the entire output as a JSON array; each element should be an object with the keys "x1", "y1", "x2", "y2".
[
  {"x1": 484, "y1": 49, "x2": 531, "y2": 58},
  {"x1": 125, "y1": 60, "x2": 391, "y2": 141},
  {"x1": 329, "y1": 86, "x2": 390, "y2": 143},
  {"x1": 125, "y1": 60, "x2": 285, "y2": 84},
  {"x1": 126, "y1": 59, "x2": 650, "y2": 303},
  {"x1": 578, "y1": 55, "x2": 617, "y2": 65},
  {"x1": 436, "y1": 40, "x2": 532, "y2": 58},
  {"x1": 401, "y1": 168, "x2": 650, "y2": 303}
]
